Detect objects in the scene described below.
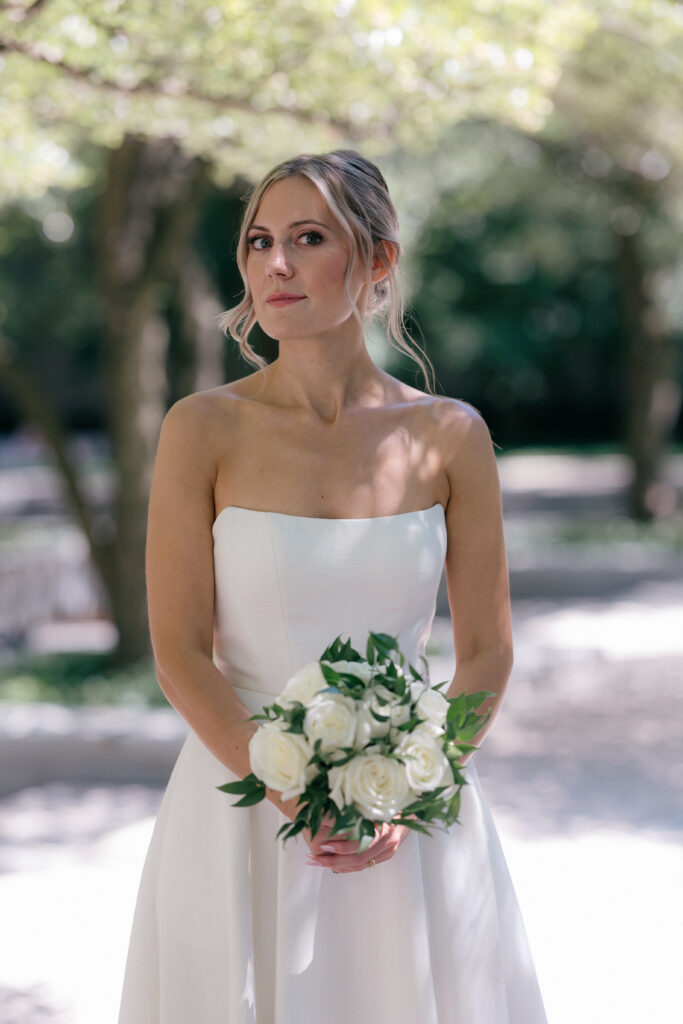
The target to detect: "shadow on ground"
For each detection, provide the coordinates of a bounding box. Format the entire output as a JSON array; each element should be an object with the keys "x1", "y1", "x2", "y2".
[{"x1": 476, "y1": 653, "x2": 683, "y2": 841}]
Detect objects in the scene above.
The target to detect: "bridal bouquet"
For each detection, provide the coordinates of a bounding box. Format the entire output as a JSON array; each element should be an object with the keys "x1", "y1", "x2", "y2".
[{"x1": 218, "y1": 632, "x2": 491, "y2": 849}]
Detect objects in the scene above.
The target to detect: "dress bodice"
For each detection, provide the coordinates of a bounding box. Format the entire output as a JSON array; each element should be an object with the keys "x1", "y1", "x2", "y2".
[{"x1": 211, "y1": 503, "x2": 448, "y2": 697}]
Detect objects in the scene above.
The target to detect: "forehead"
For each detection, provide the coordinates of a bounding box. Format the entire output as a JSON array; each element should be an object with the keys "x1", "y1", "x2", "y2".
[{"x1": 251, "y1": 175, "x2": 332, "y2": 227}]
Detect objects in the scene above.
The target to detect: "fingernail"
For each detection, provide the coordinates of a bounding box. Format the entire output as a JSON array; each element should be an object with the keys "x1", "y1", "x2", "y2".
[{"x1": 321, "y1": 844, "x2": 336, "y2": 852}]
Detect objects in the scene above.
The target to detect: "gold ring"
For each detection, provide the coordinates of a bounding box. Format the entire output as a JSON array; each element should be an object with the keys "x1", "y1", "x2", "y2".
[{"x1": 369, "y1": 857, "x2": 376, "y2": 868}]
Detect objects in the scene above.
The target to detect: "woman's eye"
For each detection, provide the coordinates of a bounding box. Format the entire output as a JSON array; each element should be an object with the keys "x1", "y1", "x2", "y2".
[
  {"x1": 247, "y1": 235, "x2": 271, "y2": 250},
  {"x1": 247, "y1": 231, "x2": 322, "y2": 251}
]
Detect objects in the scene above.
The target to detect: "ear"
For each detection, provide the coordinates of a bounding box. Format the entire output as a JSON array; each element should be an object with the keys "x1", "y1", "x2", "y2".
[{"x1": 371, "y1": 240, "x2": 398, "y2": 282}]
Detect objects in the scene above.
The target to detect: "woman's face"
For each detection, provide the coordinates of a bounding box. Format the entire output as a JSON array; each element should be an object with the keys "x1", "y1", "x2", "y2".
[{"x1": 245, "y1": 175, "x2": 369, "y2": 343}]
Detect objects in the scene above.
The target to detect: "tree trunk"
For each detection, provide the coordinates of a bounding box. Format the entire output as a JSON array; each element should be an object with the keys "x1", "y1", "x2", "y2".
[
  {"x1": 0, "y1": 350, "x2": 111, "y2": 602},
  {"x1": 616, "y1": 231, "x2": 681, "y2": 521},
  {"x1": 97, "y1": 133, "x2": 210, "y2": 664},
  {"x1": 169, "y1": 249, "x2": 226, "y2": 402}
]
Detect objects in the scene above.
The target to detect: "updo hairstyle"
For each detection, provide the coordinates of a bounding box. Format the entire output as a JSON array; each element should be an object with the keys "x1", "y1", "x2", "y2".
[{"x1": 215, "y1": 149, "x2": 435, "y2": 394}]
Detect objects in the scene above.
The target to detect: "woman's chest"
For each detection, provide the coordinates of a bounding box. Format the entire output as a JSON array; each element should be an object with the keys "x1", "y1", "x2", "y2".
[{"x1": 213, "y1": 406, "x2": 447, "y2": 517}]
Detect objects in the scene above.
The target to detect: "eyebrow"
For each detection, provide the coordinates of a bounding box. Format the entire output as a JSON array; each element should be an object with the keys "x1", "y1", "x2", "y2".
[{"x1": 247, "y1": 220, "x2": 330, "y2": 231}]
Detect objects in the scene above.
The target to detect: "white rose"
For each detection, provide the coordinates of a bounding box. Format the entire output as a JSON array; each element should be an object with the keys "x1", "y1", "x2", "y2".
[
  {"x1": 303, "y1": 691, "x2": 358, "y2": 757},
  {"x1": 395, "y1": 725, "x2": 454, "y2": 794},
  {"x1": 326, "y1": 659, "x2": 375, "y2": 684},
  {"x1": 248, "y1": 722, "x2": 317, "y2": 801},
  {"x1": 369, "y1": 682, "x2": 400, "y2": 707},
  {"x1": 278, "y1": 661, "x2": 328, "y2": 708},
  {"x1": 327, "y1": 747, "x2": 413, "y2": 821},
  {"x1": 415, "y1": 686, "x2": 450, "y2": 729},
  {"x1": 353, "y1": 701, "x2": 390, "y2": 750},
  {"x1": 380, "y1": 691, "x2": 412, "y2": 743},
  {"x1": 411, "y1": 718, "x2": 445, "y2": 739},
  {"x1": 352, "y1": 681, "x2": 398, "y2": 747},
  {"x1": 389, "y1": 699, "x2": 413, "y2": 728}
]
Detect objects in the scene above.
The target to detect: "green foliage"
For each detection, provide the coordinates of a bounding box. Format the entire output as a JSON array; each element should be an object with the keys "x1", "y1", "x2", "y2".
[
  {"x1": 0, "y1": 0, "x2": 608, "y2": 201},
  {"x1": 320, "y1": 633, "x2": 364, "y2": 663},
  {"x1": 3, "y1": 1, "x2": 683, "y2": 445},
  {"x1": 0, "y1": 651, "x2": 167, "y2": 706},
  {"x1": 404, "y1": 119, "x2": 632, "y2": 444}
]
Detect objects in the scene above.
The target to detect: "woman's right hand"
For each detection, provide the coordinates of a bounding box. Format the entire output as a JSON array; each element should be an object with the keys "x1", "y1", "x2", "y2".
[
  {"x1": 302, "y1": 812, "x2": 359, "y2": 859},
  {"x1": 269, "y1": 793, "x2": 357, "y2": 859}
]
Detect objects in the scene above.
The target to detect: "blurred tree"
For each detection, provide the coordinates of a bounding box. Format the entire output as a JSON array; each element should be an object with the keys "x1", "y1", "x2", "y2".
[
  {"x1": 405, "y1": 115, "x2": 683, "y2": 503},
  {"x1": 96, "y1": 136, "x2": 212, "y2": 662},
  {"x1": 543, "y1": 5, "x2": 683, "y2": 518},
  {"x1": 406, "y1": 120, "x2": 624, "y2": 447},
  {"x1": 388, "y1": 3, "x2": 683, "y2": 519},
  {"x1": 1, "y1": 0, "x2": 586, "y2": 661},
  {"x1": 0, "y1": 0, "x2": 682, "y2": 664}
]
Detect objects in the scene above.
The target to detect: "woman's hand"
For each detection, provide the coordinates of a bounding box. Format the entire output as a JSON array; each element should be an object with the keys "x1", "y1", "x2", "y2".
[{"x1": 305, "y1": 814, "x2": 414, "y2": 873}]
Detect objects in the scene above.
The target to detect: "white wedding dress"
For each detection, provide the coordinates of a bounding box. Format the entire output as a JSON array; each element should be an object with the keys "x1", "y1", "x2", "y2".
[{"x1": 118, "y1": 502, "x2": 547, "y2": 1024}]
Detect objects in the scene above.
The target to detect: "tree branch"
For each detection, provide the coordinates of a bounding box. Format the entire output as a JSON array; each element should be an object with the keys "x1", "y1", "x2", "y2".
[
  {"x1": 0, "y1": 34, "x2": 365, "y2": 137},
  {"x1": 0, "y1": 0, "x2": 53, "y2": 23}
]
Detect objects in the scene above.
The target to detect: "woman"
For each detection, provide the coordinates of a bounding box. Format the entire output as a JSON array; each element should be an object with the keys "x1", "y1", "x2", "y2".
[{"x1": 118, "y1": 149, "x2": 547, "y2": 1023}]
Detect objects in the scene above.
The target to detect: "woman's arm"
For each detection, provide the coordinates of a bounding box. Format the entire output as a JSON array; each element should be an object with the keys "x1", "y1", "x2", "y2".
[
  {"x1": 439, "y1": 401, "x2": 514, "y2": 756},
  {"x1": 145, "y1": 395, "x2": 300, "y2": 818}
]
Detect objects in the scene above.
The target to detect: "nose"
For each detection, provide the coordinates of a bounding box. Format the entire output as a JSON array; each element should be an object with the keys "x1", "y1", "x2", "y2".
[{"x1": 265, "y1": 242, "x2": 293, "y2": 278}]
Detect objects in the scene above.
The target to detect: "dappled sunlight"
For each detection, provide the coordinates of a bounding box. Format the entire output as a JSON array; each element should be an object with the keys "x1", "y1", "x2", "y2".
[{"x1": 513, "y1": 582, "x2": 683, "y2": 660}]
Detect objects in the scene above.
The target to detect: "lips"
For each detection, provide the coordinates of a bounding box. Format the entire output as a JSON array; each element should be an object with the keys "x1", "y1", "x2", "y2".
[{"x1": 266, "y1": 294, "x2": 305, "y2": 306}]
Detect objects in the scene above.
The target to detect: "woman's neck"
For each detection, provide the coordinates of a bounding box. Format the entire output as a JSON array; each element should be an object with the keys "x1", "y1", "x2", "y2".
[{"x1": 259, "y1": 344, "x2": 388, "y2": 424}]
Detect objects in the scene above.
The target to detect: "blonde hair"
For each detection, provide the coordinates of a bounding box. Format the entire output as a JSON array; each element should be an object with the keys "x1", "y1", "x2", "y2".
[{"x1": 215, "y1": 149, "x2": 436, "y2": 394}]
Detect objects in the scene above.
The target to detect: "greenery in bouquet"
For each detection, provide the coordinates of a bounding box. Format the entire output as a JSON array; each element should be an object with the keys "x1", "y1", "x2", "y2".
[{"x1": 218, "y1": 632, "x2": 492, "y2": 849}]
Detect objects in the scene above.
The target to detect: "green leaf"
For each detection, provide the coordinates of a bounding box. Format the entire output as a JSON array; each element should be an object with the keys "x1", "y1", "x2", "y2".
[
  {"x1": 216, "y1": 771, "x2": 263, "y2": 791},
  {"x1": 283, "y1": 817, "x2": 307, "y2": 838},
  {"x1": 369, "y1": 632, "x2": 399, "y2": 660},
  {"x1": 231, "y1": 789, "x2": 267, "y2": 807},
  {"x1": 395, "y1": 817, "x2": 433, "y2": 836},
  {"x1": 320, "y1": 663, "x2": 342, "y2": 684},
  {"x1": 396, "y1": 715, "x2": 422, "y2": 731},
  {"x1": 216, "y1": 778, "x2": 259, "y2": 795}
]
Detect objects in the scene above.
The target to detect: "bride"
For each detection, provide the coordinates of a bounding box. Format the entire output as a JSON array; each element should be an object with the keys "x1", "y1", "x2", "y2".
[{"x1": 118, "y1": 149, "x2": 547, "y2": 1022}]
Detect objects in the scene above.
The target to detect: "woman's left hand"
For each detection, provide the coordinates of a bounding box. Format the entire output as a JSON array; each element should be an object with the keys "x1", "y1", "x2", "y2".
[{"x1": 305, "y1": 820, "x2": 413, "y2": 873}]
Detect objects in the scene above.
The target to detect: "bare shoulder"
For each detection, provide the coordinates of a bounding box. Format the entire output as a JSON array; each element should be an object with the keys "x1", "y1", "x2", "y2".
[
  {"x1": 379, "y1": 376, "x2": 493, "y2": 462},
  {"x1": 158, "y1": 378, "x2": 256, "y2": 455},
  {"x1": 162, "y1": 381, "x2": 244, "y2": 431},
  {"x1": 429, "y1": 396, "x2": 493, "y2": 453},
  {"x1": 421, "y1": 396, "x2": 499, "y2": 511},
  {"x1": 391, "y1": 383, "x2": 491, "y2": 453}
]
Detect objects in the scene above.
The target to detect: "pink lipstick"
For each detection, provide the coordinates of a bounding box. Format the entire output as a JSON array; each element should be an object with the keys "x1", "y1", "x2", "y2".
[{"x1": 266, "y1": 293, "x2": 305, "y2": 306}]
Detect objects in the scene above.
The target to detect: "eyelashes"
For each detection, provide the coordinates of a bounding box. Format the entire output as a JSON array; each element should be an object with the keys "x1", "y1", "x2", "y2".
[{"x1": 247, "y1": 230, "x2": 324, "y2": 250}]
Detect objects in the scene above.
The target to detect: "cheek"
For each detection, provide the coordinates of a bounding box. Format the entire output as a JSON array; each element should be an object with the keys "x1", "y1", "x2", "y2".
[{"x1": 316, "y1": 251, "x2": 351, "y2": 294}]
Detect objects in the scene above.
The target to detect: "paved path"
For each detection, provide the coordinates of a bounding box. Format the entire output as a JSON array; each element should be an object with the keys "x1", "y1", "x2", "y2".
[{"x1": 2, "y1": 778, "x2": 682, "y2": 1024}]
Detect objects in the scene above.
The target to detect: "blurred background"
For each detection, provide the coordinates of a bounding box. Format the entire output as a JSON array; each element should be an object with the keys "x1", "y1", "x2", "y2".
[{"x1": 1, "y1": 1, "x2": 682, "y2": 1021}]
